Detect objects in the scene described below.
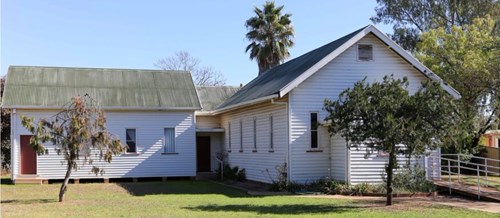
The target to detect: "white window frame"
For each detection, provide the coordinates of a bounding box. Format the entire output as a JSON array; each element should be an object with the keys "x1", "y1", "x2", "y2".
[
  {"x1": 125, "y1": 128, "x2": 138, "y2": 153},
  {"x1": 310, "y1": 112, "x2": 319, "y2": 149},
  {"x1": 163, "y1": 127, "x2": 176, "y2": 154},
  {"x1": 228, "y1": 122, "x2": 232, "y2": 152},
  {"x1": 253, "y1": 117, "x2": 257, "y2": 151},
  {"x1": 239, "y1": 120, "x2": 243, "y2": 152},
  {"x1": 357, "y1": 43, "x2": 374, "y2": 62},
  {"x1": 269, "y1": 115, "x2": 274, "y2": 151}
]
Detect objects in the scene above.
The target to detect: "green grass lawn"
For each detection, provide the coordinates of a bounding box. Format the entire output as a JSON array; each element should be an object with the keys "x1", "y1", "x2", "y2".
[{"x1": 0, "y1": 179, "x2": 496, "y2": 218}]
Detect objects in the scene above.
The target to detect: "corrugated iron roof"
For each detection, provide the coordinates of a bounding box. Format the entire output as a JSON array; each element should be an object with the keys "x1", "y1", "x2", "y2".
[
  {"x1": 1, "y1": 66, "x2": 201, "y2": 109},
  {"x1": 196, "y1": 86, "x2": 240, "y2": 111},
  {"x1": 218, "y1": 26, "x2": 368, "y2": 109}
]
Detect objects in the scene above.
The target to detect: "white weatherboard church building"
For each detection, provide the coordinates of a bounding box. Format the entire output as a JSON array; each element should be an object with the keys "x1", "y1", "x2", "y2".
[{"x1": 2, "y1": 25, "x2": 457, "y2": 184}]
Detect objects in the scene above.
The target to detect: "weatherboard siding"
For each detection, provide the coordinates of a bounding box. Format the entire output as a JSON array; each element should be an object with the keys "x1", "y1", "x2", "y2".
[
  {"x1": 289, "y1": 34, "x2": 429, "y2": 183},
  {"x1": 220, "y1": 101, "x2": 288, "y2": 183},
  {"x1": 196, "y1": 115, "x2": 221, "y2": 129},
  {"x1": 12, "y1": 109, "x2": 196, "y2": 180}
]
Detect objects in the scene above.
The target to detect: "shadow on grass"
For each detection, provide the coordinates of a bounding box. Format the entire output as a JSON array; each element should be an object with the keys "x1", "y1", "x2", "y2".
[
  {"x1": 1, "y1": 199, "x2": 57, "y2": 204},
  {"x1": 117, "y1": 181, "x2": 250, "y2": 198},
  {"x1": 0, "y1": 178, "x2": 13, "y2": 185},
  {"x1": 185, "y1": 204, "x2": 366, "y2": 215}
]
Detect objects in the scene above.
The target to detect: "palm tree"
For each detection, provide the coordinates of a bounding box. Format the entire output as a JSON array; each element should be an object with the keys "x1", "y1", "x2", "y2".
[{"x1": 245, "y1": 1, "x2": 294, "y2": 75}]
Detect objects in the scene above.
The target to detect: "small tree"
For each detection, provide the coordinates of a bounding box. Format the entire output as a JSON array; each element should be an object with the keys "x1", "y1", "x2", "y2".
[
  {"x1": 21, "y1": 94, "x2": 126, "y2": 202},
  {"x1": 1, "y1": 76, "x2": 11, "y2": 172},
  {"x1": 323, "y1": 75, "x2": 456, "y2": 205}
]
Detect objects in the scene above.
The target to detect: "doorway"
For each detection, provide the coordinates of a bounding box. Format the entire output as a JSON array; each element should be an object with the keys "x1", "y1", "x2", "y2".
[
  {"x1": 196, "y1": 136, "x2": 211, "y2": 172},
  {"x1": 20, "y1": 135, "x2": 37, "y2": 175}
]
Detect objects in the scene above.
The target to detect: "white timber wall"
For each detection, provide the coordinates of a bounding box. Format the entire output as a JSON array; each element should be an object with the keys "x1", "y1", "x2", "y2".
[
  {"x1": 289, "y1": 34, "x2": 429, "y2": 183},
  {"x1": 220, "y1": 101, "x2": 288, "y2": 183},
  {"x1": 11, "y1": 109, "x2": 196, "y2": 180},
  {"x1": 196, "y1": 115, "x2": 221, "y2": 129}
]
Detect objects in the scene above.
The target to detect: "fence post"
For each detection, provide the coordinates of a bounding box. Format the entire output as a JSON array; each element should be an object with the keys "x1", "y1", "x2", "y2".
[
  {"x1": 457, "y1": 155, "x2": 461, "y2": 182},
  {"x1": 477, "y1": 165, "x2": 481, "y2": 200},
  {"x1": 485, "y1": 162, "x2": 488, "y2": 187},
  {"x1": 448, "y1": 159, "x2": 451, "y2": 195}
]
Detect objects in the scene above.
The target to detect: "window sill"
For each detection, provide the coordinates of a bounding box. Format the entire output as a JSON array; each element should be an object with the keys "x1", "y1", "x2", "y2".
[
  {"x1": 239, "y1": 150, "x2": 244, "y2": 153},
  {"x1": 161, "y1": 152, "x2": 179, "y2": 155},
  {"x1": 252, "y1": 150, "x2": 258, "y2": 153},
  {"x1": 122, "y1": 152, "x2": 140, "y2": 156},
  {"x1": 306, "y1": 149, "x2": 323, "y2": 153}
]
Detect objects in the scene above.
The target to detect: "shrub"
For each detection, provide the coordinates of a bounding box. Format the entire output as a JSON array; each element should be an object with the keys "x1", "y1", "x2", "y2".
[
  {"x1": 383, "y1": 164, "x2": 436, "y2": 193},
  {"x1": 216, "y1": 163, "x2": 246, "y2": 181}
]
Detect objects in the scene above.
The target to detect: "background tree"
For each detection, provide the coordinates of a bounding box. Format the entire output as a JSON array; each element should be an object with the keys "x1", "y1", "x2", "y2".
[
  {"x1": 21, "y1": 94, "x2": 126, "y2": 202},
  {"x1": 155, "y1": 51, "x2": 226, "y2": 86},
  {"x1": 1, "y1": 76, "x2": 11, "y2": 172},
  {"x1": 371, "y1": 0, "x2": 499, "y2": 51},
  {"x1": 416, "y1": 16, "x2": 500, "y2": 154},
  {"x1": 323, "y1": 76, "x2": 456, "y2": 205},
  {"x1": 245, "y1": 1, "x2": 294, "y2": 75}
]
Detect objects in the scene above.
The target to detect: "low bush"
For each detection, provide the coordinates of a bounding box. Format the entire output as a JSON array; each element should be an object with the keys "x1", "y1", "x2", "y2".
[
  {"x1": 383, "y1": 164, "x2": 436, "y2": 193},
  {"x1": 216, "y1": 163, "x2": 246, "y2": 181}
]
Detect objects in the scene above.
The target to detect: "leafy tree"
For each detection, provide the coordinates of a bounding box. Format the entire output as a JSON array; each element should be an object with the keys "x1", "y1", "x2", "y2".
[
  {"x1": 371, "y1": 0, "x2": 499, "y2": 51},
  {"x1": 417, "y1": 16, "x2": 500, "y2": 154},
  {"x1": 245, "y1": 1, "x2": 294, "y2": 75},
  {"x1": 1, "y1": 76, "x2": 11, "y2": 172},
  {"x1": 323, "y1": 76, "x2": 456, "y2": 205},
  {"x1": 155, "y1": 51, "x2": 226, "y2": 86},
  {"x1": 21, "y1": 95, "x2": 126, "y2": 202}
]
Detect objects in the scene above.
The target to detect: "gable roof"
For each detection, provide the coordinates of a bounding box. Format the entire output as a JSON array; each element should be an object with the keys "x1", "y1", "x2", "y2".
[
  {"x1": 216, "y1": 25, "x2": 460, "y2": 113},
  {"x1": 196, "y1": 86, "x2": 240, "y2": 111},
  {"x1": 1, "y1": 66, "x2": 201, "y2": 110}
]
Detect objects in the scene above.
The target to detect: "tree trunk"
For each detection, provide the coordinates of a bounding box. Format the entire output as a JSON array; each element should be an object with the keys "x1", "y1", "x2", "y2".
[
  {"x1": 385, "y1": 145, "x2": 397, "y2": 206},
  {"x1": 59, "y1": 161, "x2": 73, "y2": 202}
]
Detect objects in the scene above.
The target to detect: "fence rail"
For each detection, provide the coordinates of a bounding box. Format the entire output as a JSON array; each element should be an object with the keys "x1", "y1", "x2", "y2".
[{"x1": 427, "y1": 154, "x2": 500, "y2": 200}]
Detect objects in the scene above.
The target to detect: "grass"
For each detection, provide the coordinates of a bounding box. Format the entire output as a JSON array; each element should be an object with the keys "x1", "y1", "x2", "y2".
[{"x1": 1, "y1": 179, "x2": 497, "y2": 218}]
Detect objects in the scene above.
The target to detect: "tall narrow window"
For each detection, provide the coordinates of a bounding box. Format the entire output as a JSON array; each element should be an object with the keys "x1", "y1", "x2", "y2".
[
  {"x1": 269, "y1": 115, "x2": 274, "y2": 150},
  {"x1": 358, "y1": 44, "x2": 373, "y2": 61},
  {"x1": 126, "y1": 129, "x2": 137, "y2": 153},
  {"x1": 239, "y1": 120, "x2": 243, "y2": 152},
  {"x1": 228, "y1": 122, "x2": 232, "y2": 151},
  {"x1": 310, "y1": 113, "x2": 318, "y2": 148},
  {"x1": 164, "y1": 128, "x2": 175, "y2": 153},
  {"x1": 253, "y1": 118, "x2": 257, "y2": 151}
]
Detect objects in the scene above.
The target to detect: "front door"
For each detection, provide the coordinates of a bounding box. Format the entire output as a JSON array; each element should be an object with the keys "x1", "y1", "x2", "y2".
[
  {"x1": 20, "y1": 135, "x2": 37, "y2": 175},
  {"x1": 196, "y1": 136, "x2": 211, "y2": 172}
]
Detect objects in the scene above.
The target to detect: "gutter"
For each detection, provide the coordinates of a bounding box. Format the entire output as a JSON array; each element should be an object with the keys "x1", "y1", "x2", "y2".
[
  {"x1": 1, "y1": 105, "x2": 202, "y2": 111},
  {"x1": 208, "y1": 94, "x2": 280, "y2": 115}
]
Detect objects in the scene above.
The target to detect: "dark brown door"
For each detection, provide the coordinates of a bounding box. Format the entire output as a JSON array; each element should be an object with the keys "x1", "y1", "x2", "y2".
[
  {"x1": 196, "y1": 136, "x2": 211, "y2": 172},
  {"x1": 20, "y1": 135, "x2": 37, "y2": 174}
]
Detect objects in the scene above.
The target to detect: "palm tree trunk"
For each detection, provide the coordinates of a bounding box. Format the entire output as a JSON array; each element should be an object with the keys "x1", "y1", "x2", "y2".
[{"x1": 59, "y1": 161, "x2": 73, "y2": 202}]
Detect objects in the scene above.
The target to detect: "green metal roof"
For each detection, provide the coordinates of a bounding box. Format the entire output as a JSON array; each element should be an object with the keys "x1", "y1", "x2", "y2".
[
  {"x1": 218, "y1": 26, "x2": 368, "y2": 109},
  {"x1": 1, "y1": 66, "x2": 201, "y2": 109},
  {"x1": 196, "y1": 86, "x2": 240, "y2": 111}
]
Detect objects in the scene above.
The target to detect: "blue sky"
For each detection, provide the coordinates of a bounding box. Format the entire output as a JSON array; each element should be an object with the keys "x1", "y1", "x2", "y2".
[{"x1": 1, "y1": 1, "x2": 391, "y2": 85}]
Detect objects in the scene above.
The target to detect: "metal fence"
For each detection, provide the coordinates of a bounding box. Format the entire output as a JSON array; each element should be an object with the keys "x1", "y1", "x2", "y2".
[{"x1": 427, "y1": 153, "x2": 500, "y2": 199}]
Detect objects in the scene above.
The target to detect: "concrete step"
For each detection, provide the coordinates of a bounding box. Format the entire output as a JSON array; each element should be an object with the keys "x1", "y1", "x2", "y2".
[{"x1": 15, "y1": 175, "x2": 46, "y2": 184}]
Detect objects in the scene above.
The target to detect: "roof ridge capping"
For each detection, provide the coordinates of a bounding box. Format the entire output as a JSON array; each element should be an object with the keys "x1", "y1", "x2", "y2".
[{"x1": 8, "y1": 65, "x2": 191, "y2": 73}]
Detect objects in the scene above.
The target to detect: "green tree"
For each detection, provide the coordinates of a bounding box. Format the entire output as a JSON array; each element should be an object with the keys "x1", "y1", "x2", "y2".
[
  {"x1": 417, "y1": 16, "x2": 500, "y2": 154},
  {"x1": 21, "y1": 95, "x2": 126, "y2": 202},
  {"x1": 323, "y1": 76, "x2": 456, "y2": 205},
  {"x1": 371, "y1": 0, "x2": 499, "y2": 51},
  {"x1": 245, "y1": 1, "x2": 294, "y2": 75},
  {"x1": 1, "y1": 76, "x2": 11, "y2": 172}
]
